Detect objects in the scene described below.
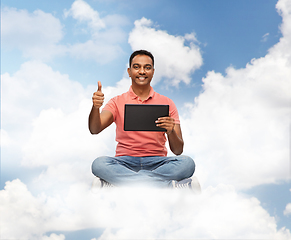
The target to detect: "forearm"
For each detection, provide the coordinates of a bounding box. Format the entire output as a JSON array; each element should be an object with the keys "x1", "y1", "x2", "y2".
[
  {"x1": 88, "y1": 106, "x2": 102, "y2": 134},
  {"x1": 156, "y1": 117, "x2": 184, "y2": 155},
  {"x1": 167, "y1": 129, "x2": 184, "y2": 155}
]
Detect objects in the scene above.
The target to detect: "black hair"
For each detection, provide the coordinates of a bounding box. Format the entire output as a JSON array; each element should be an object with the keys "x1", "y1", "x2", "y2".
[{"x1": 129, "y1": 50, "x2": 154, "y2": 67}]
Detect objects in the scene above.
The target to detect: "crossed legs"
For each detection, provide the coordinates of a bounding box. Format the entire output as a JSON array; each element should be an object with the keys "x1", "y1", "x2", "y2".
[{"x1": 91, "y1": 155, "x2": 195, "y2": 187}]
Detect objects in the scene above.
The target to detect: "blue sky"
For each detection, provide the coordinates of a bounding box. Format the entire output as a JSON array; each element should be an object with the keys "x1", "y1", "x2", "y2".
[
  {"x1": 2, "y1": 0, "x2": 283, "y2": 103},
  {"x1": 1, "y1": 0, "x2": 291, "y2": 239}
]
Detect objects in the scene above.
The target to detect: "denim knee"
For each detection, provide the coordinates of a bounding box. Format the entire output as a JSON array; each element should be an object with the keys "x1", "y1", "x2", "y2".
[
  {"x1": 186, "y1": 155, "x2": 195, "y2": 170},
  {"x1": 181, "y1": 155, "x2": 195, "y2": 177},
  {"x1": 91, "y1": 156, "x2": 108, "y2": 176}
]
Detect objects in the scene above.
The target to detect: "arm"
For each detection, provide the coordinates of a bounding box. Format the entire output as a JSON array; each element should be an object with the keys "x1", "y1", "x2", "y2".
[
  {"x1": 156, "y1": 117, "x2": 184, "y2": 155},
  {"x1": 167, "y1": 123, "x2": 184, "y2": 155},
  {"x1": 89, "y1": 107, "x2": 113, "y2": 134},
  {"x1": 88, "y1": 81, "x2": 114, "y2": 134}
]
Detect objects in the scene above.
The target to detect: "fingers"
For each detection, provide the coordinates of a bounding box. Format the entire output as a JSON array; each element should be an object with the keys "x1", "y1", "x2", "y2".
[
  {"x1": 156, "y1": 116, "x2": 174, "y2": 124},
  {"x1": 155, "y1": 117, "x2": 175, "y2": 134},
  {"x1": 92, "y1": 81, "x2": 104, "y2": 109}
]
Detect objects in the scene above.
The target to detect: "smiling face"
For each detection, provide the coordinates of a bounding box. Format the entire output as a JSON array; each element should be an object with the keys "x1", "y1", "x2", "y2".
[{"x1": 127, "y1": 54, "x2": 155, "y2": 88}]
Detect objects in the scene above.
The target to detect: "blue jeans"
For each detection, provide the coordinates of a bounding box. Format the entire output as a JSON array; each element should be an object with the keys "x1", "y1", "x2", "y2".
[{"x1": 91, "y1": 155, "x2": 195, "y2": 187}]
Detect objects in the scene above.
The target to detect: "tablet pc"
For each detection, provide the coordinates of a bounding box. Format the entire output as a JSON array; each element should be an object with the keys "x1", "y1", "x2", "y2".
[{"x1": 124, "y1": 104, "x2": 169, "y2": 132}]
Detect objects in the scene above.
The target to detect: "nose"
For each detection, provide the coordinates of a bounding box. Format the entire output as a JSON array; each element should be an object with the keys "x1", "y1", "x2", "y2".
[{"x1": 138, "y1": 67, "x2": 146, "y2": 74}]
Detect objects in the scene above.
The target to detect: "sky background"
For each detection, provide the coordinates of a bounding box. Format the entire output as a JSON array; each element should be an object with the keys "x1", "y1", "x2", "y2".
[{"x1": 1, "y1": 0, "x2": 291, "y2": 239}]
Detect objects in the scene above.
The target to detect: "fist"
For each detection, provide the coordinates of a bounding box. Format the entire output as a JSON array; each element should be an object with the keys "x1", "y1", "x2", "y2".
[{"x1": 92, "y1": 81, "x2": 104, "y2": 109}]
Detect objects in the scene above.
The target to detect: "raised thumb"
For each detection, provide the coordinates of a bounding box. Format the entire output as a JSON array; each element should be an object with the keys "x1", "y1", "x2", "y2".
[{"x1": 97, "y1": 81, "x2": 102, "y2": 92}]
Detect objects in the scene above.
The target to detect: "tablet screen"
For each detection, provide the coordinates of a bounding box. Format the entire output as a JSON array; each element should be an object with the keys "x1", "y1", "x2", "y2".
[{"x1": 124, "y1": 104, "x2": 169, "y2": 132}]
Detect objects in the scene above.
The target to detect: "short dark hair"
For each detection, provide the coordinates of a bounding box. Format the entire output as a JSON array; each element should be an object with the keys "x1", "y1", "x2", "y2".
[{"x1": 129, "y1": 50, "x2": 154, "y2": 67}]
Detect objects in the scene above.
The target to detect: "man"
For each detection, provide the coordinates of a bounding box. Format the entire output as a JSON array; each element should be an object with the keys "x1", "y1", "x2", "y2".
[{"x1": 89, "y1": 50, "x2": 196, "y2": 188}]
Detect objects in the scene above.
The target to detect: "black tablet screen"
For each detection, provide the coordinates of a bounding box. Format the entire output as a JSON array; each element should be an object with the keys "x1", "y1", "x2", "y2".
[{"x1": 124, "y1": 104, "x2": 169, "y2": 132}]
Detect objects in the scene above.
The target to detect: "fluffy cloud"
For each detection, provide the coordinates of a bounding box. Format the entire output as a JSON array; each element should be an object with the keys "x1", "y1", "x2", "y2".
[
  {"x1": 1, "y1": 61, "x2": 86, "y2": 139},
  {"x1": 1, "y1": 1, "x2": 129, "y2": 63},
  {"x1": 19, "y1": 78, "x2": 131, "y2": 193},
  {"x1": 0, "y1": 179, "x2": 66, "y2": 239},
  {"x1": 276, "y1": 0, "x2": 291, "y2": 42},
  {"x1": 64, "y1": 0, "x2": 106, "y2": 32},
  {"x1": 64, "y1": 0, "x2": 129, "y2": 63},
  {"x1": 1, "y1": 7, "x2": 65, "y2": 60},
  {"x1": 128, "y1": 17, "x2": 203, "y2": 86},
  {"x1": 20, "y1": 100, "x2": 116, "y2": 192},
  {"x1": 1, "y1": 179, "x2": 290, "y2": 240},
  {"x1": 0, "y1": 59, "x2": 133, "y2": 196},
  {"x1": 181, "y1": 59, "x2": 290, "y2": 189},
  {"x1": 1, "y1": 60, "x2": 130, "y2": 184},
  {"x1": 0, "y1": 61, "x2": 96, "y2": 188},
  {"x1": 180, "y1": 0, "x2": 291, "y2": 190}
]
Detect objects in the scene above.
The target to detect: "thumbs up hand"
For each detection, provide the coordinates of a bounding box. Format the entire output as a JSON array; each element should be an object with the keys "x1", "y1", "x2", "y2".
[{"x1": 92, "y1": 81, "x2": 104, "y2": 109}]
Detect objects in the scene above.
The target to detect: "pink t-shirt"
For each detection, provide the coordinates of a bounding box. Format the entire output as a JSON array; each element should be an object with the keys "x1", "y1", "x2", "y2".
[{"x1": 103, "y1": 86, "x2": 180, "y2": 157}]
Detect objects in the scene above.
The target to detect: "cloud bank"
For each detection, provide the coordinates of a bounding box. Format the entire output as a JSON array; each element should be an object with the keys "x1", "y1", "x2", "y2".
[
  {"x1": 179, "y1": 0, "x2": 291, "y2": 190},
  {"x1": 1, "y1": 180, "x2": 290, "y2": 240}
]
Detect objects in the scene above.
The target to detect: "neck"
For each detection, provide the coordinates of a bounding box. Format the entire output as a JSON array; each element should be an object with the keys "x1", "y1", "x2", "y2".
[{"x1": 131, "y1": 84, "x2": 151, "y2": 101}]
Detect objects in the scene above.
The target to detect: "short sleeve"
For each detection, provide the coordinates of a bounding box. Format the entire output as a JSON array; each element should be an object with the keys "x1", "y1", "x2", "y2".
[{"x1": 102, "y1": 98, "x2": 117, "y2": 121}]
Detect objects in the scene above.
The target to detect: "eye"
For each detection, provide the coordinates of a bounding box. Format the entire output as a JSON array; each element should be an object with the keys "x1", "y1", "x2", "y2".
[
  {"x1": 133, "y1": 65, "x2": 140, "y2": 70},
  {"x1": 145, "y1": 65, "x2": 152, "y2": 70}
]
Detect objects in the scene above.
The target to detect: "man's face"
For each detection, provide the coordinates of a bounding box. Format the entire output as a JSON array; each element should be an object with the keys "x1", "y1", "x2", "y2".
[{"x1": 127, "y1": 54, "x2": 155, "y2": 87}]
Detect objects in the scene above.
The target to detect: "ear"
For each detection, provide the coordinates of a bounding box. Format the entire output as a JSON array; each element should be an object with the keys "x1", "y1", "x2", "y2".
[{"x1": 127, "y1": 68, "x2": 131, "y2": 77}]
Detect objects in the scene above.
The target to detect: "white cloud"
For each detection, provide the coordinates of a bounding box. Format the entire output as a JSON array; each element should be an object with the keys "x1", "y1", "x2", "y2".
[
  {"x1": 1, "y1": 60, "x2": 130, "y2": 184},
  {"x1": 1, "y1": 61, "x2": 87, "y2": 139},
  {"x1": 2, "y1": 2, "x2": 129, "y2": 63},
  {"x1": 128, "y1": 17, "x2": 203, "y2": 87},
  {"x1": 63, "y1": 0, "x2": 129, "y2": 63},
  {"x1": 64, "y1": 0, "x2": 106, "y2": 31},
  {"x1": 1, "y1": 60, "x2": 95, "y2": 177},
  {"x1": 19, "y1": 78, "x2": 131, "y2": 192},
  {"x1": 1, "y1": 7, "x2": 65, "y2": 60},
  {"x1": 181, "y1": 59, "x2": 290, "y2": 189},
  {"x1": 20, "y1": 100, "x2": 116, "y2": 181},
  {"x1": 0, "y1": 179, "x2": 65, "y2": 240},
  {"x1": 276, "y1": 0, "x2": 291, "y2": 41},
  {"x1": 180, "y1": 0, "x2": 291, "y2": 190},
  {"x1": 1, "y1": 179, "x2": 290, "y2": 239},
  {"x1": 18, "y1": 77, "x2": 130, "y2": 169}
]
